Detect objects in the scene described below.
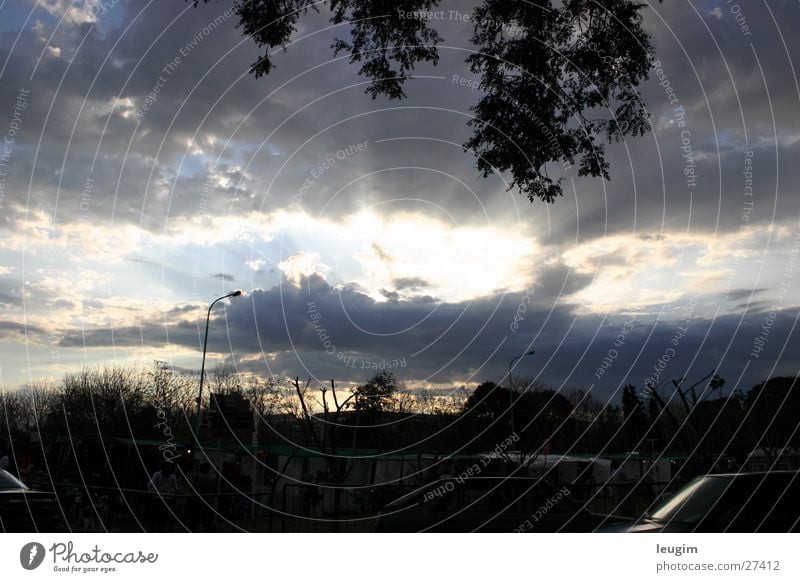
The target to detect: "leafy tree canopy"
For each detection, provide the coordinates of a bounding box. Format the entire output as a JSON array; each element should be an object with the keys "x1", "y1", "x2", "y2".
[
  {"x1": 353, "y1": 371, "x2": 398, "y2": 414},
  {"x1": 195, "y1": 0, "x2": 661, "y2": 202}
]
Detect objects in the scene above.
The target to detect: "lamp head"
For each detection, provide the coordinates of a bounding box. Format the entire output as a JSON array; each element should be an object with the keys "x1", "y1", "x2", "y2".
[{"x1": 230, "y1": 290, "x2": 243, "y2": 297}]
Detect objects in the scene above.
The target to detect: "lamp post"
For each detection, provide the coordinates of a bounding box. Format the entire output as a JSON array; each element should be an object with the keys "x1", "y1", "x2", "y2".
[
  {"x1": 193, "y1": 290, "x2": 242, "y2": 460},
  {"x1": 507, "y1": 349, "x2": 535, "y2": 437}
]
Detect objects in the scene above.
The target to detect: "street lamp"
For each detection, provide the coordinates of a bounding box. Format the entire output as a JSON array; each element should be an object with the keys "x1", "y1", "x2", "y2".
[
  {"x1": 193, "y1": 290, "x2": 243, "y2": 459},
  {"x1": 507, "y1": 349, "x2": 535, "y2": 437}
]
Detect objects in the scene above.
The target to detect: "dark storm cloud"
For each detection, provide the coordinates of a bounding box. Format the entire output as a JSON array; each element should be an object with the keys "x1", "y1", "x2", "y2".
[
  {"x1": 378, "y1": 288, "x2": 400, "y2": 302},
  {"x1": 1, "y1": 0, "x2": 797, "y2": 236},
  {"x1": 734, "y1": 300, "x2": 771, "y2": 312},
  {"x1": 55, "y1": 272, "x2": 800, "y2": 398},
  {"x1": 727, "y1": 288, "x2": 767, "y2": 301},
  {"x1": 393, "y1": 277, "x2": 431, "y2": 290},
  {"x1": 0, "y1": 276, "x2": 22, "y2": 307},
  {"x1": 0, "y1": 1, "x2": 788, "y2": 235},
  {"x1": 56, "y1": 271, "x2": 577, "y2": 377},
  {"x1": 533, "y1": 0, "x2": 800, "y2": 243},
  {"x1": 0, "y1": 289, "x2": 22, "y2": 307},
  {"x1": 0, "y1": 319, "x2": 47, "y2": 339},
  {"x1": 0, "y1": 1, "x2": 493, "y2": 228}
]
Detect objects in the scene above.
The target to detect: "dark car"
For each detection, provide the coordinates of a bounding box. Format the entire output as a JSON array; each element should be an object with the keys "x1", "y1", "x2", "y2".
[
  {"x1": 0, "y1": 469, "x2": 65, "y2": 532},
  {"x1": 375, "y1": 476, "x2": 609, "y2": 532},
  {"x1": 601, "y1": 470, "x2": 800, "y2": 532}
]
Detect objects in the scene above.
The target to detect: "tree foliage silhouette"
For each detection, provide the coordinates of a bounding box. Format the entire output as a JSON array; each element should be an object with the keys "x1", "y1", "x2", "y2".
[
  {"x1": 195, "y1": 0, "x2": 660, "y2": 202},
  {"x1": 621, "y1": 383, "x2": 648, "y2": 447},
  {"x1": 463, "y1": 381, "x2": 572, "y2": 460},
  {"x1": 353, "y1": 371, "x2": 399, "y2": 415}
]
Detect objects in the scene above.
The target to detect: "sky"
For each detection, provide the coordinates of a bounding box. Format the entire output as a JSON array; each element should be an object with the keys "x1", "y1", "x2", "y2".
[{"x1": 0, "y1": 0, "x2": 799, "y2": 401}]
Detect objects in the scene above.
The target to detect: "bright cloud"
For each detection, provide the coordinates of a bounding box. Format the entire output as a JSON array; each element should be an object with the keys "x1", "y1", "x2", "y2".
[
  {"x1": 561, "y1": 228, "x2": 773, "y2": 313},
  {"x1": 278, "y1": 251, "x2": 324, "y2": 284},
  {"x1": 35, "y1": 0, "x2": 100, "y2": 25},
  {"x1": 245, "y1": 258, "x2": 267, "y2": 271},
  {"x1": 339, "y1": 211, "x2": 539, "y2": 303},
  {"x1": 257, "y1": 210, "x2": 541, "y2": 302}
]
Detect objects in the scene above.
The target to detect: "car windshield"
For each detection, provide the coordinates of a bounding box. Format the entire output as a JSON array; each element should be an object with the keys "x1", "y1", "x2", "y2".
[
  {"x1": 0, "y1": 469, "x2": 28, "y2": 490},
  {"x1": 649, "y1": 476, "x2": 733, "y2": 524}
]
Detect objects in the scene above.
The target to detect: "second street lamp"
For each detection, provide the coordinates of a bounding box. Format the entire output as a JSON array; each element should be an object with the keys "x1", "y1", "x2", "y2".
[{"x1": 193, "y1": 290, "x2": 242, "y2": 460}]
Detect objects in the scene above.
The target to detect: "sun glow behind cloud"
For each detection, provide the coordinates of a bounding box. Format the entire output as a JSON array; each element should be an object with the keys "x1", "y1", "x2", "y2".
[
  {"x1": 3, "y1": 200, "x2": 798, "y2": 390},
  {"x1": 5, "y1": 204, "x2": 795, "y2": 321},
  {"x1": 271, "y1": 210, "x2": 541, "y2": 303}
]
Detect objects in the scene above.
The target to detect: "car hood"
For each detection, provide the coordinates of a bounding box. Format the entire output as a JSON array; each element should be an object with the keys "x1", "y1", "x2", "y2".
[{"x1": 599, "y1": 518, "x2": 695, "y2": 533}]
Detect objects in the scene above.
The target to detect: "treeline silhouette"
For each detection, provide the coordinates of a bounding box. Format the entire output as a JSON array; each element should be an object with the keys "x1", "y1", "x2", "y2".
[{"x1": 1, "y1": 364, "x2": 798, "y2": 490}]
